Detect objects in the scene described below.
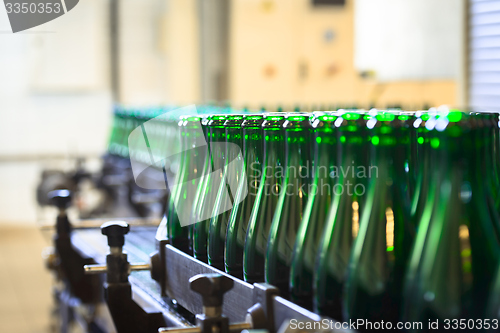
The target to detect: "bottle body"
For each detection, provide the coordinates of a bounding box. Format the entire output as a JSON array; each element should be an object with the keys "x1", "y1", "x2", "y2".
[
  {"x1": 314, "y1": 112, "x2": 369, "y2": 319},
  {"x1": 290, "y1": 114, "x2": 338, "y2": 309},
  {"x1": 208, "y1": 115, "x2": 245, "y2": 270},
  {"x1": 266, "y1": 115, "x2": 312, "y2": 299},
  {"x1": 225, "y1": 116, "x2": 265, "y2": 279},
  {"x1": 192, "y1": 115, "x2": 227, "y2": 262},
  {"x1": 404, "y1": 112, "x2": 500, "y2": 330},
  {"x1": 344, "y1": 113, "x2": 414, "y2": 324},
  {"x1": 244, "y1": 116, "x2": 286, "y2": 283},
  {"x1": 167, "y1": 117, "x2": 191, "y2": 253}
]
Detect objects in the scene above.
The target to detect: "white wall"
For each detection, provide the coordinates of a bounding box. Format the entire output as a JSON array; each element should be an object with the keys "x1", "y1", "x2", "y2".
[
  {"x1": 354, "y1": 0, "x2": 465, "y2": 82},
  {"x1": 0, "y1": 0, "x2": 112, "y2": 224},
  {"x1": 0, "y1": 0, "x2": 201, "y2": 224},
  {"x1": 119, "y1": 0, "x2": 200, "y2": 106}
]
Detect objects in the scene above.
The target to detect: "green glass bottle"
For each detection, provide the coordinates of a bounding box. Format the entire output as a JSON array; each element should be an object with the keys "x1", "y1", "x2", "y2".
[
  {"x1": 188, "y1": 116, "x2": 210, "y2": 256},
  {"x1": 167, "y1": 115, "x2": 204, "y2": 254},
  {"x1": 266, "y1": 115, "x2": 312, "y2": 298},
  {"x1": 403, "y1": 111, "x2": 500, "y2": 329},
  {"x1": 114, "y1": 107, "x2": 131, "y2": 158},
  {"x1": 107, "y1": 106, "x2": 122, "y2": 156},
  {"x1": 289, "y1": 114, "x2": 339, "y2": 309},
  {"x1": 244, "y1": 115, "x2": 286, "y2": 283},
  {"x1": 475, "y1": 112, "x2": 500, "y2": 229},
  {"x1": 487, "y1": 264, "x2": 500, "y2": 322},
  {"x1": 313, "y1": 111, "x2": 370, "y2": 319},
  {"x1": 409, "y1": 111, "x2": 433, "y2": 228},
  {"x1": 398, "y1": 112, "x2": 417, "y2": 201},
  {"x1": 492, "y1": 112, "x2": 500, "y2": 209},
  {"x1": 344, "y1": 111, "x2": 414, "y2": 324},
  {"x1": 116, "y1": 108, "x2": 135, "y2": 158},
  {"x1": 191, "y1": 115, "x2": 228, "y2": 262},
  {"x1": 166, "y1": 116, "x2": 188, "y2": 252},
  {"x1": 225, "y1": 115, "x2": 265, "y2": 279},
  {"x1": 208, "y1": 115, "x2": 246, "y2": 270}
]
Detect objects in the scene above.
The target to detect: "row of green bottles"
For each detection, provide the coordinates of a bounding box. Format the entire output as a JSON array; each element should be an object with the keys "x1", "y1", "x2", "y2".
[
  {"x1": 403, "y1": 112, "x2": 500, "y2": 331},
  {"x1": 156, "y1": 108, "x2": 500, "y2": 329},
  {"x1": 107, "y1": 107, "x2": 144, "y2": 158}
]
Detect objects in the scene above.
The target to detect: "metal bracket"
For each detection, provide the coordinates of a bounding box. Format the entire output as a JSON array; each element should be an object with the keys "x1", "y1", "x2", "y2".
[
  {"x1": 161, "y1": 244, "x2": 331, "y2": 332},
  {"x1": 106, "y1": 282, "x2": 166, "y2": 333},
  {"x1": 84, "y1": 221, "x2": 167, "y2": 333},
  {"x1": 251, "y1": 284, "x2": 279, "y2": 333}
]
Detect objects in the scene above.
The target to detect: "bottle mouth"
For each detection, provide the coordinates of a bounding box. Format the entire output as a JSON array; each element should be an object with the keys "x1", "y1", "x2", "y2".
[{"x1": 262, "y1": 117, "x2": 286, "y2": 129}]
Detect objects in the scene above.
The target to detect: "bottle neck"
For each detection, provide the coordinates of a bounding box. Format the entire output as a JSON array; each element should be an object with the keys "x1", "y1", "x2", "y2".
[
  {"x1": 368, "y1": 126, "x2": 411, "y2": 183},
  {"x1": 263, "y1": 128, "x2": 285, "y2": 172},
  {"x1": 474, "y1": 126, "x2": 495, "y2": 180},
  {"x1": 209, "y1": 126, "x2": 226, "y2": 170},
  {"x1": 285, "y1": 129, "x2": 311, "y2": 172},
  {"x1": 338, "y1": 129, "x2": 367, "y2": 167},
  {"x1": 314, "y1": 129, "x2": 337, "y2": 171},
  {"x1": 243, "y1": 127, "x2": 264, "y2": 171},
  {"x1": 226, "y1": 126, "x2": 243, "y2": 163}
]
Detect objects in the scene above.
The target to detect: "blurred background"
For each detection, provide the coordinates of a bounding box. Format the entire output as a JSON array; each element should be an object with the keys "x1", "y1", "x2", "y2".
[{"x1": 0, "y1": 0, "x2": 497, "y2": 331}]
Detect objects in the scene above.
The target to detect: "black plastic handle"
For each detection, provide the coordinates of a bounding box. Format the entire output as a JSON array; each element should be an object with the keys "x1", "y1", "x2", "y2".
[{"x1": 101, "y1": 221, "x2": 130, "y2": 248}]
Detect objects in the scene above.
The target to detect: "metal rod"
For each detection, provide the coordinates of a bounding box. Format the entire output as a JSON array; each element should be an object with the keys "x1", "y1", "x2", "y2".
[
  {"x1": 229, "y1": 322, "x2": 252, "y2": 332},
  {"x1": 129, "y1": 263, "x2": 151, "y2": 272},
  {"x1": 84, "y1": 263, "x2": 150, "y2": 275},
  {"x1": 158, "y1": 326, "x2": 200, "y2": 333},
  {"x1": 84, "y1": 264, "x2": 107, "y2": 274}
]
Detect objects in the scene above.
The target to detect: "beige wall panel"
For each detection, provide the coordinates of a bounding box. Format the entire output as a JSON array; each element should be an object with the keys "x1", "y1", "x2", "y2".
[
  {"x1": 120, "y1": 0, "x2": 166, "y2": 105},
  {"x1": 230, "y1": 0, "x2": 297, "y2": 106},
  {"x1": 230, "y1": 0, "x2": 459, "y2": 109},
  {"x1": 163, "y1": 0, "x2": 200, "y2": 105}
]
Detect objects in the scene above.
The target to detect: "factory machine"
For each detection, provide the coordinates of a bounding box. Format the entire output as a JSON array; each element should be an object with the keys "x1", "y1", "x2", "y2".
[
  {"x1": 39, "y1": 105, "x2": 500, "y2": 333},
  {"x1": 39, "y1": 105, "x2": 346, "y2": 333}
]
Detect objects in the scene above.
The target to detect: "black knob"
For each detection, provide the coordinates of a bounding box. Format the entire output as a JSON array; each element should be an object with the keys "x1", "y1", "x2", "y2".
[
  {"x1": 48, "y1": 189, "x2": 72, "y2": 210},
  {"x1": 189, "y1": 274, "x2": 234, "y2": 308},
  {"x1": 101, "y1": 221, "x2": 130, "y2": 248}
]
